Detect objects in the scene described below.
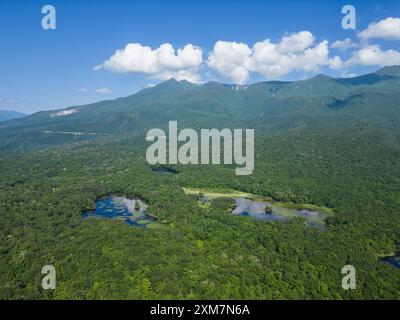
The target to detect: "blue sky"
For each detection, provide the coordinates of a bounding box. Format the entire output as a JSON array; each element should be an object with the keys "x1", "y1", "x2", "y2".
[{"x1": 0, "y1": 0, "x2": 399, "y2": 113}]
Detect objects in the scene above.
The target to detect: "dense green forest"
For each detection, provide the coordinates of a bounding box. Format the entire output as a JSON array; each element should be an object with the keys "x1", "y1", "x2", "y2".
[{"x1": 0, "y1": 67, "x2": 399, "y2": 299}]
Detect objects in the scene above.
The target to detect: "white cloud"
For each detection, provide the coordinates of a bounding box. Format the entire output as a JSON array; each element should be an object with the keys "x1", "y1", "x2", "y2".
[
  {"x1": 277, "y1": 31, "x2": 315, "y2": 53},
  {"x1": 77, "y1": 87, "x2": 88, "y2": 92},
  {"x1": 359, "y1": 17, "x2": 400, "y2": 40},
  {"x1": 96, "y1": 87, "x2": 112, "y2": 94},
  {"x1": 95, "y1": 43, "x2": 203, "y2": 83},
  {"x1": 329, "y1": 56, "x2": 344, "y2": 70},
  {"x1": 94, "y1": 22, "x2": 400, "y2": 85},
  {"x1": 207, "y1": 41, "x2": 253, "y2": 84},
  {"x1": 207, "y1": 31, "x2": 341, "y2": 83},
  {"x1": 347, "y1": 44, "x2": 400, "y2": 67},
  {"x1": 151, "y1": 69, "x2": 201, "y2": 83},
  {"x1": 331, "y1": 38, "x2": 359, "y2": 51}
]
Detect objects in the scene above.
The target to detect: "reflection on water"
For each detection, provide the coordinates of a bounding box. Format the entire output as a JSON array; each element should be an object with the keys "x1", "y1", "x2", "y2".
[
  {"x1": 232, "y1": 198, "x2": 286, "y2": 221},
  {"x1": 83, "y1": 197, "x2": 155, "y2": 228},
  {"x1": 232, "y1": 198, "x2": 327, "y2": 228}
]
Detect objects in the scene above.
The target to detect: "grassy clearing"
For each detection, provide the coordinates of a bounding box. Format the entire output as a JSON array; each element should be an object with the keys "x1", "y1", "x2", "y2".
[{"x1": 182, "y1": 187, "x2": 255, "y2": 199}]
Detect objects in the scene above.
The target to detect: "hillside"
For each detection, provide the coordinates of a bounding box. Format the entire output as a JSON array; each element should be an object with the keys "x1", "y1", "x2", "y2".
[
  {"x1": 1, "y1": 66, "x2": 399, "y2": 151},
  {"x1": 0, "y1": 110, "x2": 26, "y2": 123}
]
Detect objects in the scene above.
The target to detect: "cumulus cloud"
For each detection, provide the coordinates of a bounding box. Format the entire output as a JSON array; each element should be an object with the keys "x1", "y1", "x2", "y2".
[
  {"x1": 95, "y1": 43, "x2": 203, "y2": 83},
  {"x1": 277, "y1": 31, "x2": 315, "y2": 53},
  {"x1": 207, "y1": 31, "x2": 342, "y2": 83},
  {"x1": 96, "y1": 87, "x2": 112, "y2": 94},
  {"x1": 359, "y1": 17, "x2": 400, "y2": 40},
  {"x1": 346, "y1": 44, "x2": 400, "y2": 67},
  {"x1": 207, "y1": 41, "x2": 253, "y2": 84},
  {"x1": 77, "y1": 87, "x2": 88, "y2": 92},
  {"x1": 94, "y1": 21, "x2": 400, "y2": 85},
  {"x1": 329, "y1": 56, "x2": 344, "y2": 70},
  {"x1": 331, "y1": 38, "x2": 359, "y2": 51}
]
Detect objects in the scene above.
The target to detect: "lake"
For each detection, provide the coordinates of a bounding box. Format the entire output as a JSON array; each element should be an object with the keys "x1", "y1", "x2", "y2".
[
  {"x1": 83, "y1": 196, "x2": 156, "y2": 228},
  {"x1": 186, "y1": 188, "x2": 332, "y2": 229},
  {"x1": 232, "y1": 198, "x2": 328, "y2": 228},
  {"x1": 232, "y1": 198, "x2": 286, "y2": 221}
]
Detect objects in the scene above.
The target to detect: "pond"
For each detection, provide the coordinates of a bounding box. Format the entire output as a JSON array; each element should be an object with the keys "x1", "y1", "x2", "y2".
[
  {"x1": 232, "y1": 198, "x2": 328, "y2": 229},
  {"x1": 83, "y1": 197, "x2": 157, "y2": 228},
  {"x1": 232, "y1": 198, "x2": 286, "y2": 221},
  {"x1": 381, "y1": 255, "x2": 400, "y2": 269}
]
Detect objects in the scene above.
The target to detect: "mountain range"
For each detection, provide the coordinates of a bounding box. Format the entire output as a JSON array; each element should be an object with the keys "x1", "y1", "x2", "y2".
[
  {"x1": 0, "y1": 110, "x2": 26, "y2": 123},
  {"x1": 1, "y1": 66, "x2": 400, "y2": 151}
]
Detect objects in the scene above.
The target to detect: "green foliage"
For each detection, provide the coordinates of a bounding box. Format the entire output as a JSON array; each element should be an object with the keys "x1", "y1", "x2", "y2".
[{"x1": 0, "y1": 67, "x2": 400, "y2": 299}]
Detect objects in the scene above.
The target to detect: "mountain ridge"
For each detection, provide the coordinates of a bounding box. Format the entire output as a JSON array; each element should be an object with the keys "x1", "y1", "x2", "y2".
[
  {"x1": 0, "y1": 110, "x2": 27, "y2": 122},
  {"x1": 0, "y1": 66, "x2": 399, "y2": 152}
]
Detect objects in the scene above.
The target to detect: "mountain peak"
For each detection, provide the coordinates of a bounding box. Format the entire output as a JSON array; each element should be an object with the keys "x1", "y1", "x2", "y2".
[
  {"x1": 309, "y1": 74, "x2": 332, "y2": 81},
  {"x1": 155, "y1": 78, "x2": 198, "y2": 88}
]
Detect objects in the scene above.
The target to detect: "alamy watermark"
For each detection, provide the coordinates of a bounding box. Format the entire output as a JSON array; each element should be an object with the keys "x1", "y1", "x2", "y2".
[
  {"x1": 41, "y1": 264, "x2": 56, "y2": 290},
  {"x1": 341, "y1": 265, "x2": 356, "y2": 290},
  {"x1": 146, "y1": 121, "x2": 254, "y2": 176},
  {"x1": 41, "y1": 5, "x2": 56, "y2": 30},
  {"x1": 342, "y1": 5, "x2": 356, "y2": 30}
]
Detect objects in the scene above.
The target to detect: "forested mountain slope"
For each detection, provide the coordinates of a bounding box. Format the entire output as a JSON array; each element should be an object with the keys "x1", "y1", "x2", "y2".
[{"x1": 1, "y1": 66, "x2": 399, "y2": 151}]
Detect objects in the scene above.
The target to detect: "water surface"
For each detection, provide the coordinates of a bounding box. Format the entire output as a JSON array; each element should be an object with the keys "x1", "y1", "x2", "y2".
[
  {"x1": 232, "y1": 198, "x2": 328, "y2": 228},
  {"x1": 381, "y1": 255, "x2": 400, "y2": 269},
  {"x1": 83, "y1": 197, "x2": 156, "y2": 228}
]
